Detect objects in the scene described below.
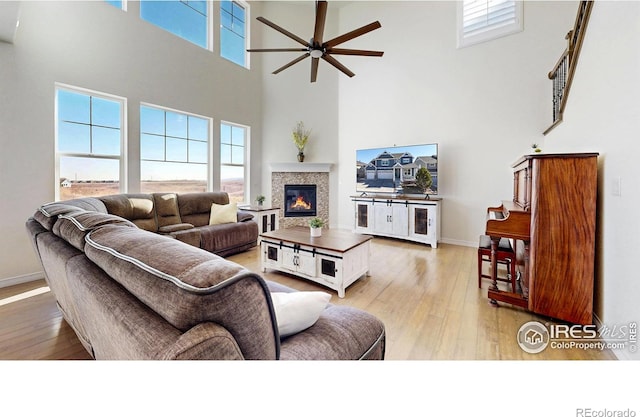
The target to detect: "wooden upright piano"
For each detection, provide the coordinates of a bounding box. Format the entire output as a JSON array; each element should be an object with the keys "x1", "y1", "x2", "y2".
[{"x1": 485, "y1": 153, "x2": 599, "y2": 325}]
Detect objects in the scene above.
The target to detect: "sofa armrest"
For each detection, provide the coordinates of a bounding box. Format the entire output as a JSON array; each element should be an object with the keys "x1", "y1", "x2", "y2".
[
  {"x1": 158, "y1": 322, "x2": 244, "y2": 360},
  {"x1": 158, "y1": 223, "x2": 194, "y2": 233},
  {"x1": 169, "y1": 228, "x2": 201, "y2": 248},
  {"x1": 237, "y1": 211, "x2": 254, "y2": 222}
]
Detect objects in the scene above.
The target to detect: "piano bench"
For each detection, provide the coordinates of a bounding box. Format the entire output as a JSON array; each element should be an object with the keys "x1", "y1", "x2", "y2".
[{"x1": 477, "y1": 235, "x2": 517, "y2": 293}]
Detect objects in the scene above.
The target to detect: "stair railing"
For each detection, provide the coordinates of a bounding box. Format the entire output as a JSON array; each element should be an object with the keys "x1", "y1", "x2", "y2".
[{"x1": 544, "y1": 1, "x2": 594, "y2": 135}]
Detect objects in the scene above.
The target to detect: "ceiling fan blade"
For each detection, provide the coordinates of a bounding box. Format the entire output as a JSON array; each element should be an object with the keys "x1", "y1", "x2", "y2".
[
  {"x1": 256, "y1": 16, "x2": 309, "y2": 47},
  {"x1": 313, "y1": 1, "x2": 328, "y2": 46},
  {"x1": 324, "y1": 21, "x2": 382, "y2": 48},
  {"x1": 328, "y1": 48, "x2": 384, "y2": 57},
  {"x1": 322, "y1": 54, "x2": 355, "y2": 78},
  {"x1": 247, "y1": 48, "x2": 308, "y2": 53},
  {"x1": 272, "y1": 53, "x2": 310, "y2": 75},
  {"x1": 310, "y1": 57, "x2": 320, "y2": 83}
]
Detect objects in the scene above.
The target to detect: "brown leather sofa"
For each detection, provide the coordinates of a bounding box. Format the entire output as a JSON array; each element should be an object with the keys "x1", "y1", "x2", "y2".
[
  {"x1": 40, "y1": 192, "x2": 259, "y2": 257},
  {"x1": 25, "y1": 193, "x2": 386, "y2": 360}
]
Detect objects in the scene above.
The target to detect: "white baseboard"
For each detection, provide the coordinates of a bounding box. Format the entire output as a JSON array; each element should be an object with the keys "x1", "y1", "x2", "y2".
[
  {"x1": 440, "y1": 237, "x2": 477, "y2": 247},
  {"x1": 0, "y1": 271, "x2": 45, "y2": 289}
]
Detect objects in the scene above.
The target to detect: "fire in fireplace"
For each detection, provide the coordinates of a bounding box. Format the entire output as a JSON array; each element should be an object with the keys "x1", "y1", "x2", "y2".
[{"x1": 284, "y1": 184, "x2": 317, "y2": 217}]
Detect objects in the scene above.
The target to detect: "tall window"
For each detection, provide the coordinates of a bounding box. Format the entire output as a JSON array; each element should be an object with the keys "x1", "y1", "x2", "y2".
[
  {"x1": 104, "y1": 0, "x2": 124, "y2": 10},
  {"x1": 140, "y1": 105, "x2": 210, "y2": 193},
  {"x1": 141, "y1": 1, "x2": 209, "y2": 49},
  {"x1": 220, "y1": 122, "x2": 248, "y2": 203},
  {"x1": 457, "y1": 0, "x2": 523, "y2": 48},
  {"x1": 220, "y1": 0, "x2": 248, "y2": 67},
  {"x1": 55, "y1": 85, "x2": 126, "y2": 200}
]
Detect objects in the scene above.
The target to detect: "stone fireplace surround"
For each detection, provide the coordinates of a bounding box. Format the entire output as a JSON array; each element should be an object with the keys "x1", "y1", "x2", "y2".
[{"x1": 270, "y1": 163, "x2": 332, "y2": 229}]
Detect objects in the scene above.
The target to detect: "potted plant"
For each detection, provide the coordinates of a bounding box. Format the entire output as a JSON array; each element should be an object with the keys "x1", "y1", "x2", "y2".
[
  {"x1": 308, "y1": 217, "x2": 325, "y2": 237},
  {"x1": 292, "y1": 121, "x2": 311, "y2": 162},
  {"x1": 256, "y1": 195, "x2": 265, "y2": 206}
]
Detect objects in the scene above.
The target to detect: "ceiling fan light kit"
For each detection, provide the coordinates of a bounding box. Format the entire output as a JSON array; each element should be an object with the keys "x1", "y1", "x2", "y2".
[{"x1": 247, "y1": 1, "x2": 384, "y2": 83}]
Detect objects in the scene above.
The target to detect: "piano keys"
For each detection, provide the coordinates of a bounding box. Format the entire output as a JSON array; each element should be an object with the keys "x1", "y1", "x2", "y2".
[{"x1": 484, "y1": 153, "x2": 598, "y2": 325}]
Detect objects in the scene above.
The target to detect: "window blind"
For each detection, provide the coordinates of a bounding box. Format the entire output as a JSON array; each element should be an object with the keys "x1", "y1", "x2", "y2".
[{"x1": 462, "y1": 0, "x2": 517, "y2": 37}]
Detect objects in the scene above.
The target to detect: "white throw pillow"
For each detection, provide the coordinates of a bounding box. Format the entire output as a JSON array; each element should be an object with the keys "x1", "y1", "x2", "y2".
[
  {"x1": 209, "y1": 202, "x2": 238, "y2": 225},
  {"x1": 270, "y1": 291, "x2": 331, "y2": 338}
]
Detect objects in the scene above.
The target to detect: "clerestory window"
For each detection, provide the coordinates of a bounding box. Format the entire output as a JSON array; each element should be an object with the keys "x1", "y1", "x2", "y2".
[
  {"x1": 220, "y1": 0, "x2": 249, "y2": 67},
  {"x1": 140, "y1": 1, "x2": 210, "y2": 50},
  {"x1": 104, "y1": 0, "x2": 124, "y2": 10},
  {"x1": 457, "y1": 0, "x2": 523, "y2": 48}
]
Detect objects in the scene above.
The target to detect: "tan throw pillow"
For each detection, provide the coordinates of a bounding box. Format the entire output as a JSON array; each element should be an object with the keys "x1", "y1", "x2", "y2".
[{"x1": 209, "y1": 202, "x2": 238, "y2": 225}]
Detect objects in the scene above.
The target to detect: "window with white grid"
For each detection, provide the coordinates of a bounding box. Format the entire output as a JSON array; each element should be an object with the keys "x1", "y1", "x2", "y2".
[{"x1": 457, "y1": 0, "x2": 523, "y2": 48}]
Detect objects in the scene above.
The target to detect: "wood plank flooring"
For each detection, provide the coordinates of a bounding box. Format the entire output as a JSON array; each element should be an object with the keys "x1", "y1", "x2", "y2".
[{"x1": 0, "y1": 236, "x2": 617, "y2": 360}]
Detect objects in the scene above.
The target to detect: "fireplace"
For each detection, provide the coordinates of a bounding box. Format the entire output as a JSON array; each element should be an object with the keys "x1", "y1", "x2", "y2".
[{"x1": 284, "y1": 184, "x2": 317, "y2": 218}]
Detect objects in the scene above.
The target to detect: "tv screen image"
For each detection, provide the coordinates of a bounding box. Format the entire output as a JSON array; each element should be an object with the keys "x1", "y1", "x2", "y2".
[{"x1": 356, "y1": 143, "x2": 438, "y2": 195}]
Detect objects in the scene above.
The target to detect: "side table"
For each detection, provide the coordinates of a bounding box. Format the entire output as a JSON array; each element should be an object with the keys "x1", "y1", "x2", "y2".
[{"x1": 239, "y1": 205, "x2": 280, "y2": 243}]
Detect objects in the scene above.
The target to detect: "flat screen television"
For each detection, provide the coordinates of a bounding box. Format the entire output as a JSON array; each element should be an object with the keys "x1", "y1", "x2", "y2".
[{"x1": 356, "y1": 143, "x2": 438, "y2": 196}]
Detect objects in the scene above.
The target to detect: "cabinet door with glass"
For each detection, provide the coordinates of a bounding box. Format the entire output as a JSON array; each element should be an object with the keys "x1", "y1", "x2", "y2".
[
  {"x1": 353, "y1": 200, "x2": 372, "y2": 233},
  {"x1": 408, "y1": 203, "x2": 438, "y2": 245}
]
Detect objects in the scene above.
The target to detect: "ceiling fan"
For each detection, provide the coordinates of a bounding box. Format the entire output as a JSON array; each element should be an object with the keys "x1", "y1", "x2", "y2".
[{"x1": 247, "y1": 1, "x2": 384, "y2": 83}]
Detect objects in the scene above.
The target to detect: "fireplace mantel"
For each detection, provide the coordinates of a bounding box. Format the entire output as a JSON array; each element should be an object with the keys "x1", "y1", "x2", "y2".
[{"x1": 269, "y1": 163, "x2": 333, "y2": 173}]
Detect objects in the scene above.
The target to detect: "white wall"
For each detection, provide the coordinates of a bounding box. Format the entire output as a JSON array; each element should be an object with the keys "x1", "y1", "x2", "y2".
[
  {"x1": 544, "y1": 1, "x2": 640, "y2": 360},
  {"x1": 335, "y1": 1, "x2": 578, "y2": 244},
  {"x1": 257, "y1": 1, "x2": 578, "y2": 239},
  {"x1": 0, "y1": 1, "x2": 264, "y2": 285},
  {"x1": 259, "y1": 1, "x2": 340, "y2": 223}
]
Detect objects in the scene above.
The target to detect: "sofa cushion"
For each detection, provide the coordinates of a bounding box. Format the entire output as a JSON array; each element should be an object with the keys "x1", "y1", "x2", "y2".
[
  {"x1": 83, "y1": 225, "x2": 279, "y2": 359},
  {"x1": 270, "y1": 291, "x2": 331, "y2": 338},
  {"x1": 209, "y1": 202, "x2": 238, "y2": 225},
  {"x1": 158, "y1": 223, "x2": 194, "y2": 233},
  {"x1": 199, "y1": 221, "x2": 258, "y2": 255},
  {"x1": 178, "y1": 192, "x2": 229, "y2": 227},
  {"x1": 153, "y1": 193, "x2": 182, "y2": 228},
  {"x1": 36, "y1": 198, "x2": 107, "y2": 231},
  {"x1": 53, "y1": 211, "x2": 136, "y2": 251},
  {"x1": 99, "y1": 194, "x2": 157, "y2": 232},
  {"x1": 267, "y1": 280, "x2": 386, "y2": 360},
  {"x1": 279, "y1": 305, "x2": 386, "y2": 360}
]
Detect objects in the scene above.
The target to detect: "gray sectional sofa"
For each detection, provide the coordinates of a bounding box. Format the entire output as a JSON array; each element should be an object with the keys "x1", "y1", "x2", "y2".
[{"x1": 25, "y1": 192, "x2": 386, "y2": 360}]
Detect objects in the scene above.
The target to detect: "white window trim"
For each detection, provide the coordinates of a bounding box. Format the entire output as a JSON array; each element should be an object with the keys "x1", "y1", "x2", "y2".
[
  {"x1": 220, "y1": 120, "x2": 250, "y2": 202},
  {"x1": 243, "y1": 0, "x2": 251, "y2": 69},
  {"x1": 54, "y1": 83, "x2": 128, "y2": 200},
  {"x1": 140, "y1": 102, "x2": 214, "y2": 192},
  {"x1": 208, "y1": 1, "x2": 214, "y2": 53},
  {"x1": 457, "y1": 0, "x2": 523, "y2": 48}
]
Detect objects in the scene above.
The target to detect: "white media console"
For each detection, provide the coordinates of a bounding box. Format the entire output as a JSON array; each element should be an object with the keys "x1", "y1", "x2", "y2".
[{"x1": 351, "y1": 195, "x2": 441, "y2": 248}]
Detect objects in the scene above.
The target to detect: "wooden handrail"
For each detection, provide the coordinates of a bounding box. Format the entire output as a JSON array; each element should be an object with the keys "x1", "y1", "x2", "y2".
[{"x1": 544, "y1": 1, "x2": 594, "y2": 135}]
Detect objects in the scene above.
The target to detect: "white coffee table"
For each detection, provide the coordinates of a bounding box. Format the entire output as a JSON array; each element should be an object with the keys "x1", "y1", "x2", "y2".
[{"x1": 260, "y1": 227, "x2": 372, "y2": 298}]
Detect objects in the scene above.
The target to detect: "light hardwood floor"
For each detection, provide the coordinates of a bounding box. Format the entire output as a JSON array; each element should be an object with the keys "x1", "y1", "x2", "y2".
[{"x1": 0, "y1": 236, "x2": 617, "y2": 360}]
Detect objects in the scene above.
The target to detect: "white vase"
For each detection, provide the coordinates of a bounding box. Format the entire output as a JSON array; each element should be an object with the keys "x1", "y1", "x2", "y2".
[{"x1": 310, "y1": 227, "x2": 322, "y2": 237}]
